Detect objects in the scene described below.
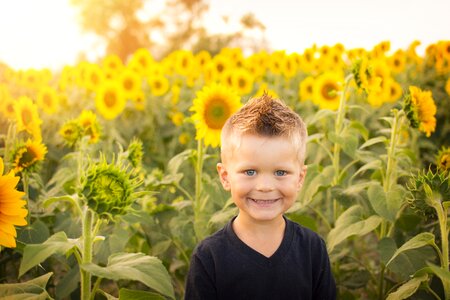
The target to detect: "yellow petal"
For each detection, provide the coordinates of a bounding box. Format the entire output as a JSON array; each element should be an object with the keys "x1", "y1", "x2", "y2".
[
  {"x1": 0, "y1": 213, "x2": 27, "y2": 226},
  {"x1": 0, "y1": 232, "x2": 16, "y2": 248},
  {"x1": 0, "y1": 221, "x2": 17, "y2": 236}
]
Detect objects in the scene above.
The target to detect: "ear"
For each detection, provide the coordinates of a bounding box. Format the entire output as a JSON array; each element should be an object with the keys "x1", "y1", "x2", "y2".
[
  {"x1": 296, "y1": 165, "x2": 308, "y2": 191},
  {"x1": 217, "y1": 162, "x2": 231, "y2": 191}
]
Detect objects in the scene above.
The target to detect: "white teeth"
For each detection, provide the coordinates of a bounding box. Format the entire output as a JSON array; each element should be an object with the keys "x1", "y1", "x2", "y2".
[{"x1": 250, "y1": 198, "x2": 278, "y2": 203}]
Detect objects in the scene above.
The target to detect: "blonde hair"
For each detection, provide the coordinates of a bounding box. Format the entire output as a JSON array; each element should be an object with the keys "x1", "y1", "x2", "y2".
[{"x1": 220, "y1": 93, "x2": 308, "y2": 163}]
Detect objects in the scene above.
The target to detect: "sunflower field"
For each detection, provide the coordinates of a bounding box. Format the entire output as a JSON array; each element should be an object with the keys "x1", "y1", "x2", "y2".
[{"x1": 1, "y1": 40, "x2": 450, "y2": 299}]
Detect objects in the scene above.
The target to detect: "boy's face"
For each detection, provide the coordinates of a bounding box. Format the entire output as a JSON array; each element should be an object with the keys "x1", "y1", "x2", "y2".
[{"x1": 217, "y1": 134, "x2": 307, "y2": 224}]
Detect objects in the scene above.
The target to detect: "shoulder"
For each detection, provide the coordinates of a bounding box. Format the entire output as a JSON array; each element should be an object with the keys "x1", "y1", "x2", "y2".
[
  {"x1": 286, "y1": 218, "x2": 327, "y2": 252},
  {"x1": 193, "y1": 225, "x2": 230, "y2": 259}
]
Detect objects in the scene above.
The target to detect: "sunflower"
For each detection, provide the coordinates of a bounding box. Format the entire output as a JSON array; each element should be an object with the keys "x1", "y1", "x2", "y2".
[
  {"x1": 281, "y1": 54, "x2": 298, "y2": 79},
  {"x1": 312, "y1": 72, "x2": 343, "y2": 110},
  {"x1": 78, "y1": 110, "x2": 101, "y2": 144},
  {"x1": 131, "y1": 91, "x2": 146, "y2": 111},
  {"x1": 436, "y1": 147, "x2": 450, "y2": 173},
  {"x1": 190, "y1": 83, "x2": 241, "y2": 148},
  {"x1": 407, "y1": 168, "x2": 450, "y2": 220},
  {"x1": 388, "y1": 50, "x2": 406, "y2": 74},
  {"x1": 403, "y1": 86, "x2": 437, "y2": 137},
  {"x1": 37, "y1": 86, "x2": 59, "y2": 114},
  {"x1": 59, "y1": 119, "x2": 83, "y2": 147},
  {"x1": 254, "y1": 83, "x2": 279, "y2": 99},
  {"x1": 212, "y1": 55, "x2": 230, "y2": 79},
  {"x1": 58, "y1": 66, "x2": 76, "y2": 91},
  {"x1": 385, "y1": 79, "x2": 403, "y2": 103},
  {"x1": 21, "y1": 69, "x2": 42, "y2": 89},
  {"x1": 352, "y1": 57, "x2": 382, "y2": 95},
  {"x1": 171, "y1": 84, "x2": 181, "y2": 105},
  {"x1": 445, "y1": 77, "x2": 450, "y2": 96},
  {"x1": 0, "y1": 86, "x2": 15, "y2": 119},
  {"x1": 11, "y1": 139, "x2": 47, "y2": 173},
  {"x1": 174, "y1": 50, "x2": 195, "y2": 76},
  {"x1": 298, "y1": 76, "x2": 315, "y2": 101},
  {"x1": 85, "y1": 64, "x2": 105, "y2": 92},
  {"x1": 170, "y1": 111, "x2": 185, "y2": 127},
  {"x1": 231, "y1": 68, "x2": 254, "y2": 95},
  {"x1": 95, "y1": 80, "x2": 126, "y2": 120},
  {"x1": 0, "y1": 157, "x2": 27, "y2": 248},
  {"x1": 102, "y1": 54, "x2": 123, "y2": 72},
  {"x1": 128, "y1": 48, "x2": 154, "y2": 76},
  {"x1": 148, "y1": 74, "x2": 170, "y2": 97},
  {"x1": 220, "y1": 48, "x2": 244, "y2": 68},
  {"x1": 299, "y1": 48, "x2": 316, "y2": 73},
  {"x1": 243, "y1": 55, "x2": 266, "y2": 82},
  {"x1": 268, "y1": 51, "x2": 285, "y2": 75},
  {"x1": 195, "y1": 50, "x2": 212, "y2": 71},
  {"x1": 80, "y1": 156, "x2": 142, "y2": 218},
  {"x1": 372, "y1": 41, "x2": 391, "y2": 58},
  {"x1": 119, "y1": 68, "x2": 142, "y2": 100},
  {"x1": 13, "y1": 96, "x2": 42, "y2": 140}
]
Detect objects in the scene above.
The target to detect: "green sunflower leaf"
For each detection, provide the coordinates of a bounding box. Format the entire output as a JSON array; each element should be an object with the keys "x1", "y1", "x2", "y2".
[
  {"x1": 119, "y1": 288, "x2": 165, "y2": 300},
  {"x1": 327, "y1": 205, "x2": 382, "y2": 253},
  {"x1": 385, "y1": 274, "x2": 428, "y2": 300},
  {"x1": 386, "y1": 232, "x2": 436, "y2": 266},
  {"x1": 0, "y1": 272, "x2": 53, "y2": 299},
  {"x1": 19, "y1": 232, "x2": 79, "y2": 277},
  {"x1": 81, "y1": 252, "x2": 175, "y2": 299}
]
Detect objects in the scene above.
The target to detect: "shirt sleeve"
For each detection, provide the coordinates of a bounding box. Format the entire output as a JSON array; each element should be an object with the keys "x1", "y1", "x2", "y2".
[
  {"x1": 312, "y1": 238, "x2": 337, "y2": 300},
  {"x1": 184, "y1": 249, "x2": 217, "y2": 300}
]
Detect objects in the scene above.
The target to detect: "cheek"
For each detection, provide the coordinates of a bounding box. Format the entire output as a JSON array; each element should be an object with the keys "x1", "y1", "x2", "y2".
[{"x1": 230, "y1": 178, "x2": 251, "y2": 193}]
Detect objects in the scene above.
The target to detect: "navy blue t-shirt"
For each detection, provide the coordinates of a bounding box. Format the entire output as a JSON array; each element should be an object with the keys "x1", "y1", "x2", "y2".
[{"x1": 185, "y1": 216, "x2": 336, "y2": 300}]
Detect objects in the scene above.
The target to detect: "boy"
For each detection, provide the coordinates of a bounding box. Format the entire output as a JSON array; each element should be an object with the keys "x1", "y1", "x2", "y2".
[{"x1": 185, "y1": 94, "x2": 336, "y2": 299}]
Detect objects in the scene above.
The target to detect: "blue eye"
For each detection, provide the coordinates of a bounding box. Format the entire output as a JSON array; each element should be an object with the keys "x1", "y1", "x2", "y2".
[
  {"x1": 244, "y1": 170, "x2": 256, "y2": 176},
  {"x1": 275, "y1": 170, "x2": 287, "y2": 176}
]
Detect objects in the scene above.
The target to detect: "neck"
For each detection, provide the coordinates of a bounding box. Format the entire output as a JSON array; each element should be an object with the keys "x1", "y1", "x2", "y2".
[{"x1": 233, "y1": 214, "x2": 286, "y2": 237}]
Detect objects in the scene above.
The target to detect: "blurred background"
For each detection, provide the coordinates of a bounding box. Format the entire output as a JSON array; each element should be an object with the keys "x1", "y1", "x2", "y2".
[{"x1": 1, "y1": 0, "x2": 449, "y2": 70}]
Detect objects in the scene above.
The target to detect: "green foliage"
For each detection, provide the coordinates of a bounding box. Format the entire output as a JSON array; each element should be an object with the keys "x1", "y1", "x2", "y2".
[
  {"x1": 0, "y1": 273, "x2": 53, "y2": 299},
  {"x1": 81, "y1": 252, "x2": 175, "y2": 299}
]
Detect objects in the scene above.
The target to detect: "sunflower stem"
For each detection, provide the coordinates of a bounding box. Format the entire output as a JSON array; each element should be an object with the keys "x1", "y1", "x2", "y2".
[
  {"x1": 22, "y1": 172, "x2": 30, "y2": 226},
  {"x1": 434, "y1": 198, "x2": 450, "y2": 299},
  {"x1": 332, "y1": 74, "x2": 353, "y2": 222},
  {"x1": 378, "y1": 109, "x2": 405, "y2": 299},
  {"x1": 80, "y1": 208, "x2": 94, "y2": 300},
  {"x1": 3, "y1": 122, "x2": 16, "y2": 170},
  {"x1": 194, "y1": 138, "x2": 205, "y2": 242}
]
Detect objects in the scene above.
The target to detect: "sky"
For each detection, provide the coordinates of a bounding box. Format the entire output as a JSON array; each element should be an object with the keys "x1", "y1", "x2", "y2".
[{"x1": 0, "y1": 0, "x2": 449, "y2": 70}]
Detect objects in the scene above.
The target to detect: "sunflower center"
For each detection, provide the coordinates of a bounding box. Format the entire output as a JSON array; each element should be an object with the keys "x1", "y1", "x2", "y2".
[
  {"x1": 7, "y1": 103, "x2": 14, "y2": 113},
  {"x1": 18, "y1": 148, "x2": 37, "y2": 168},
  {"x1": 91, "y1": 73, "x2": 100, "y2": 85},
  {"x1": 216, "y1": 63, "x2": 224, "y2": 73},
  {"x1": 124, "y1": 79, "x2": 134, "y2": 91},
  {"x1": 321, "y1": 82, "x2": 337, "y2": 101},
  {"x1": 305, "y1": 53, "x2": 312, "y2": 62},
  {"x1": 139, "y1": 57, "x2": 148, "y2": 68},
  {"x1": 21, "y1": 109, "x2": 33, "y2": 126},
  {"x1": 204, "y1": 98, "x2": 230, "y2": 129},
  {"x1": 238, "y1": 78, "x2": 247, "y2": 88},
  {"x1": 104, "y1": 91, "x2": 117, "y2": 108},
  {"x1": 154, "y1": 80, "x2": 162, "y2": 89},
  {"x1": 43, "y1": 94, "x2": 52, "y2": 107},
  {"x1": 182, "y1": 58, "x2": 188, "y2": 68}
]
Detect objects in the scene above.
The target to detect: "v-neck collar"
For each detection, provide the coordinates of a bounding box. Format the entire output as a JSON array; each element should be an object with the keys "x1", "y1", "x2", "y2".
[{"x1": 225, "y1": 216, "x2": 294, "y2": 268}]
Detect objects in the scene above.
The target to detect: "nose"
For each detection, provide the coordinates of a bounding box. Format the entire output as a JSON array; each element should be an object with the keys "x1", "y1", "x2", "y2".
[{"x1": 255, "y1": 174, "x2": 275, "y2": 192}]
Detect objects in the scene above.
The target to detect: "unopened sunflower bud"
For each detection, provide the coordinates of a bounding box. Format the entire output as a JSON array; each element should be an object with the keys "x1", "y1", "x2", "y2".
[
  {"x1": 407, "y1": 169, "x2": 450, "y2": 220},
  {"x1": 126, "y1": 138, "x2": 144, "y2": 168},
  {"x1": 80, "y1": 158, "x2": 141, "y2": 218}
]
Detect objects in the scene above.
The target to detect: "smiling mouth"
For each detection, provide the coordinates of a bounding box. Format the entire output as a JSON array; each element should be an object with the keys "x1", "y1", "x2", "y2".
[{"x1": 248, "y1": 198, "x2": 280, "y2": 204}]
